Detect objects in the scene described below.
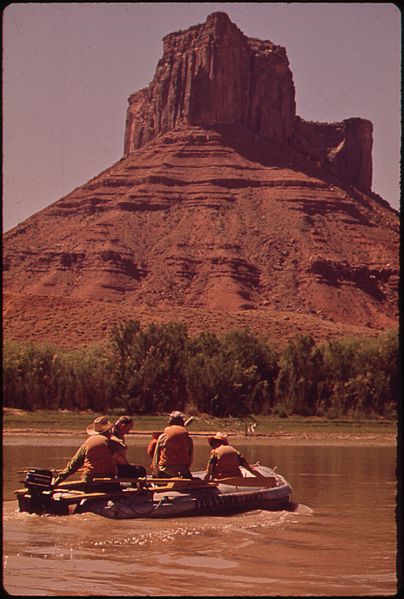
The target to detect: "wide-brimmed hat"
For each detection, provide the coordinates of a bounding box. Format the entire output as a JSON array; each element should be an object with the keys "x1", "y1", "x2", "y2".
[
  {"x1": 208, "y1": 432, "x2": 229, "y2": 446},
  {"x1": 86, "y1": 416, "x2": 113, "y2": 436}
]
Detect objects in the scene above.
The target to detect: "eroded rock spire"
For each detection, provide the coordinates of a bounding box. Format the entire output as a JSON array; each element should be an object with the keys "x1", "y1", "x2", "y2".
[{"x1": 124, "y1": 12, "x2": 372, "y2": 191}]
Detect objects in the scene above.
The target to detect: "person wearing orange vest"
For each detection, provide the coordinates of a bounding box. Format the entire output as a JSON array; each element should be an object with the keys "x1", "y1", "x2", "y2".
[
  {"x1": 203, "y1": 432, "x2": 264, "y2": 480},
  {"x1": 111, "y1": 415, "x2": 134, "y2": 456},
  {"x1": 152, "y1": 412, "x2": 193, "y2": 478},
  {"x1": 53, "y1": 416, "x2": 126, "y2": 486},
  {"x1": 110, "y1": 415, "x2": 147, "y2": 478},
  {"x1": 147, "y1": 431, "x2": 163, "y2": 471}
]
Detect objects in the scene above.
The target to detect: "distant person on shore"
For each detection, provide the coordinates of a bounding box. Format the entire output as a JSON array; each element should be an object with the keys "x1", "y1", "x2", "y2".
[
  {"x1": 151, "y1": 412, "x2": 194, "y2": 479},
  {"x1": 111, "y1": 415, "x2": 146, "y2": 479},
  {"x1": 204, "y1": 432, "x2": 264, "y2": 480}
]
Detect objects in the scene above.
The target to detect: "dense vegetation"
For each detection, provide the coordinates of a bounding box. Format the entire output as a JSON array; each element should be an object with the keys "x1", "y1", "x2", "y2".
[{"x1": 3, "y1": 321, "x2": 398, "y2": 419}]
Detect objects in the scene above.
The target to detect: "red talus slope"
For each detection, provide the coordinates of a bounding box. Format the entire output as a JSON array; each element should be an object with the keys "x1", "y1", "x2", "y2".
[{"x1": 4, "y1": 126, "x2": 398, "y2": 336}]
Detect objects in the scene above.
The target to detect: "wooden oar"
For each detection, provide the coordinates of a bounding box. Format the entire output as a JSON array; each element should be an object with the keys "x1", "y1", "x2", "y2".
[
  {"x1": 150, "y1": 481, "x2": 217, "y2": 492},
  {"x1": 14, "y1": 486, "x2": 136, "y2": 501},
  {"x1": 56, "y1": 478, "x2": 142, "y2": 489},
  {"x1": 55, "y1": 476, "x2": 198, "y2": 487},
  {"x1": 53, "y1": 480, "x2": 88, "y2": 490},
  {"x1": 17, "y1": 468, "x2": 85, "y2": 474},
  {"x1": 54, "y1": 476, "x2": 153, "y2": 489},
  {"x1": 51, "y1": 477, "x2": 216, "y2": 494},
  {"x1": 54, "y1": 488, "x2": 140, "y2": 505},
  {"x1": 213, "y1": 476, "x2": 277, "y2": 487},
  {"x1": 145, "y1": 477, "x2": 206, "y2": 486}
]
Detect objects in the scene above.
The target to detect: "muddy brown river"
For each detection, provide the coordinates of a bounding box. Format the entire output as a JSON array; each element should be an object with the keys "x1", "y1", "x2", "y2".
[{"x1": 2, "y1": 435, "x2": 397, "y2": 596}]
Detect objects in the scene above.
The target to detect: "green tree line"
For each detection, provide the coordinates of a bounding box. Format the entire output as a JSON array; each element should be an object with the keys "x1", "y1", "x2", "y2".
[{"x1": 3, "y1": 321, "x2": 398, "y2": 419}]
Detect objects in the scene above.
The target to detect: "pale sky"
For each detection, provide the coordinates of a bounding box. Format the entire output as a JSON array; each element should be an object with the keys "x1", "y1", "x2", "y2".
[{"x1": 3, "y1": 2, "x2": 401, "y2": 231}]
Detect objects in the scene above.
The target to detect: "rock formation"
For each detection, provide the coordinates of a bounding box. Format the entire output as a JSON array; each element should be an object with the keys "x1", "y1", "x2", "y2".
[
  {"x1": 124, "y1": 13, "x2": 296, "y2": 152},
  {"x1": 124, "y1": 12, "x2": 372, "y2": 190},
  {"x1": 3, "y1": 13, "x2": 399, "y2": 348}
]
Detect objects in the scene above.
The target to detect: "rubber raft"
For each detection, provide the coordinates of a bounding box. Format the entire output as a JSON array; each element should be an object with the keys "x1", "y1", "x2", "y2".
[{"x1": 15, "y1": 466, "x2": 292, "y2": 519}]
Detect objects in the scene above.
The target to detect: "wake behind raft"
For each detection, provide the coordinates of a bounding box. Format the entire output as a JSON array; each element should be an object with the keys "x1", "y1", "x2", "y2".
[{"x1": 15, "y1": 466, "x2": 292, "y2": 519}]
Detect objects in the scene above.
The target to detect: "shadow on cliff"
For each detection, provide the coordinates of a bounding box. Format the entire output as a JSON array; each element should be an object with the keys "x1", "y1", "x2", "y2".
[
  {"x1": 286, "y1": 197, "x2": 376, "y2": 228},
  {"x1": 199, "y1": 123, "x2": 399, "y2": 220},
  {"x1": 309, "y1": 259, "x2": 387, "y2": 302},
  {"x1": 202, "y1": 123, "x2": 349, "y2": 189}
]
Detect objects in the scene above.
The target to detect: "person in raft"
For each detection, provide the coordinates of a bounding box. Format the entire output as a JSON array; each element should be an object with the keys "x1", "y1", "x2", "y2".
[
  {"x1": 147, "y1": 416, "x2": 193, "y2": 473},
  {"x1": 204, "y1": 432, "x2": 264, "y2": 481},
  {"x1": 147, "y1": 431, "x2": 163, "y2": 471},
  {"x1": 151, "y1": 411, "x2": 194, "y2": 479},
  {"x1": 53, "y1": 416, "x2": 140, "y2": 487},
  {"x1": 110, "y1": 415, "x2": 146, "y2": 479}
]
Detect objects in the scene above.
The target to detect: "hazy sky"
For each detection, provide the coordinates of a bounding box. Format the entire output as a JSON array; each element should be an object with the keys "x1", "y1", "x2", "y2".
[{"x1": 3, "y1": 2, "x2": 401, "y2": 231}]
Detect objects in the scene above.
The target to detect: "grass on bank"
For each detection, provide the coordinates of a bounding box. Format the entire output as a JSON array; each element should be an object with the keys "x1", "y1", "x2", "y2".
[{"x1": 3, "y1": 409, "x2": 397, "y2": 435}]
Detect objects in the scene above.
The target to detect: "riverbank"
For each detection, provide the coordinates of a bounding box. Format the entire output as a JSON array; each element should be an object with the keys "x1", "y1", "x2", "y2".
[{"x1": 3, "y1": 409, "x2": 396, "y2": 444}]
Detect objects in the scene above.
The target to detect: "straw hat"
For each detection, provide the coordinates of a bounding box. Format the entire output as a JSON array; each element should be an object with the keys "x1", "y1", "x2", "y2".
[
  {"x1": 208, "y1": 432, "x2": 229, "y2": 446},
  {"x1": 86, "y1": 416, "x2": 113, "y2": 436}
]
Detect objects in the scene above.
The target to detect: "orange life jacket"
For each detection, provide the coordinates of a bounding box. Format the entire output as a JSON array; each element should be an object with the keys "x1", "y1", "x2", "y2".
[
  {"x1": 82, "y1": 434, "x2": 117, "y2": 479},
  {"x1": 158, "y1": 425, "x2": 192, "y2": 472},
  {"x1": 147, "y1": 432, "x2": 162, "y2": 459},
  {"x1": 147, "y1": 438, "x2": 158, "y2": 459},
  {"x1": 211, "y1": 444, "x2": 242, "y2": 479}
]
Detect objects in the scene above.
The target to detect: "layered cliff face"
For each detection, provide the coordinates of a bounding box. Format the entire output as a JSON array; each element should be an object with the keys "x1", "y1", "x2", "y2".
[
  {"x1": 124, "y1": 12, "x2": 372, "y2": 190},
  {"x1": 3, "y1": 12, "x2": 398, "y2": 348},
  {"x1": 293, "y1": 117, "x2": 373, "y2": 191},
  {"x1": 4, "y1": 125, "x2": 398, "y2": 335},
  {"x1": 124, "y1": 12, "x2": 296, "y2": 153}
]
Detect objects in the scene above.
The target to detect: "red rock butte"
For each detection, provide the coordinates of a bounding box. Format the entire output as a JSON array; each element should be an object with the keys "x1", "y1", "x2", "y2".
[{"x1": 3, "y1": 12, "x2": 399, "y2": 348}]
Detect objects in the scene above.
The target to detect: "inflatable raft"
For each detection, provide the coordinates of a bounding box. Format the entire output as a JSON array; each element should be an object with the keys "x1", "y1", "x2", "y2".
[{"x1": 15, "y1": 466, "x2": 292, "y2": 519}]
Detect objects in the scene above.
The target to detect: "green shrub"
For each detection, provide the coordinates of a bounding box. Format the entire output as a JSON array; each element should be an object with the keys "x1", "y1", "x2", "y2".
[{"x1": 2, "y1": 325, "x2": 398, "y2": 419}]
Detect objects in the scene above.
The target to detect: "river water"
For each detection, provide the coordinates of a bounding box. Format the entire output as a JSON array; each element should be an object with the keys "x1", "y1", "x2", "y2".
[{"x1": 2, "y1": 435, "x2": 397, "y2": 596}]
